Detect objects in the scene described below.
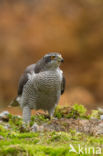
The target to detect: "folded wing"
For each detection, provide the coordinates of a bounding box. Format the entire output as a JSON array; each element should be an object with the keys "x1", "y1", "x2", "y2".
[
  {"x1": 18, "y1": 64, "x2": 36, "y2": 96},
  {"x1": 61, "y1": 74, "x2": 66, "y2": 95}
]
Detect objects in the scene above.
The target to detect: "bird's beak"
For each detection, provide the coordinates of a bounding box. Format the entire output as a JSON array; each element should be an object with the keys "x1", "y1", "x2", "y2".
[
  {"x1": 61, "y1": 58, "x2": 64, "y2": 63},
  {"x1": 58, "y1": 56, "x2": 64, "y2": 63}
]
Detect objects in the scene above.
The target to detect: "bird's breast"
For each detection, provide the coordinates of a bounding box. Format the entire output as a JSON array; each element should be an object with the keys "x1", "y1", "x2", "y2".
[{"x1": 34, "y1": 70, "x2": 61, "y2": 92}]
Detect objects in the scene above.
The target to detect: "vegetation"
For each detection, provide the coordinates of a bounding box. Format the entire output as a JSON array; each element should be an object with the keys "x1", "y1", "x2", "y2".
[{"x1": 0, "y1": 104, "x2": 103, "y2": 156}]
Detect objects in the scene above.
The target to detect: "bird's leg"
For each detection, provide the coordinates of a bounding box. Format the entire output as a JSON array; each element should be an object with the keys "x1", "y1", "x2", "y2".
[
  {"x1": 22, "y1": 106, "x2": 31, "y2": 123},
  {"x1": 48, "y1": 108, "x2": 55, "y2": 120}
]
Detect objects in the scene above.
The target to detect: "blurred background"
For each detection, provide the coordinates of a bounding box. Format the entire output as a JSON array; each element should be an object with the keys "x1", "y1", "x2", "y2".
[{"x1": 0, "y1": 0, "x2": 103, "y2": 114}]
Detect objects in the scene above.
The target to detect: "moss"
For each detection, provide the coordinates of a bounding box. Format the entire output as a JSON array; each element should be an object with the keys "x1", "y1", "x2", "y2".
[
  {"x1": 0, "y1": 125, "x2": 7, "y2": 132},
  {"x1": 0, "y1": 104, "x2": 103, "y2": 155},
  {"x1": 0, "y1": 145, "x2": 75, "y2": 156},
  {"x1": 90, "y1": 110, "x2": 100, "y2": 119},
  {"x1": 0, "y1": 129, "x2": 103, "y2": 155},
  {"x1": 66, "y1": 104, "x2": 87, "y2": 119},
  {"x1": 54, "y1": 104, "x2": 88, "y2": 119},
  {"x1": 31, "y1": 113, "x2": 49, "y2": 124}
]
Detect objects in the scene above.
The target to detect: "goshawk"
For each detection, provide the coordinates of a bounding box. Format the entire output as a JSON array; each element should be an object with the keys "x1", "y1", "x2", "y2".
[{"x1": 12, "y1": 52, "x2": 65, "y2": 122}]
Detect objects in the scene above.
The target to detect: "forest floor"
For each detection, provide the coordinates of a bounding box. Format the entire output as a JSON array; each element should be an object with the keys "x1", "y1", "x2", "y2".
[{"x1": 0, "y1": 104, "x2": 103, "y2": 156}]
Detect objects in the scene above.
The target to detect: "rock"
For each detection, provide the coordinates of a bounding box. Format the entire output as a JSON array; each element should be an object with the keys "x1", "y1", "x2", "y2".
[
  {"x1": 92, "y1": 121, "x2": 103, "y2": 136},
  {"x1": 0, "y1": 111, "x2": 10, "y2": 122},
  {"x1": 31, "y1": 123, "x2": 39, "y2": 132},
  {"x1": 32, "y1": 118, "x2": 103, "y2": 136},
  {"x1": 78, "y1": 120, "x2": 90, "y2": 133},
  {"x1": 100, "y1": 115, "x2": 103, "y2": 120},
  {"x1": 0, "y1": 111, "x2": 9, "y2": 117},
  {"x1": 31, "y1": 123, "x2": 44, "y2": 132}
]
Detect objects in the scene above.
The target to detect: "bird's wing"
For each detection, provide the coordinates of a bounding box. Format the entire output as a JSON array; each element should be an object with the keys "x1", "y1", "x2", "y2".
[
  {"x1": 17, "y1": 64, "x2": 36, "y2": 96},
  {"x1": 61, "y1": 72, "x2": 66, "y2": 95}
]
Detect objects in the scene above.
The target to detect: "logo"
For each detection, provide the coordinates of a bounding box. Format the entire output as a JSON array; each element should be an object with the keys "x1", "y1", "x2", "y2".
[{"x1": 69, "y1": 144, "x2": 101, "y2": 155}]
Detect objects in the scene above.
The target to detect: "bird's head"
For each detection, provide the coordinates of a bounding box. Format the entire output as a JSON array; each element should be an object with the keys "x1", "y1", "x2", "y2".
[
  {"x1": 35, "y1": 52, "x2": 64, "y2": 73},
  {"x1": 43, "y1": 52, "x2": 64, "y2": 70}
]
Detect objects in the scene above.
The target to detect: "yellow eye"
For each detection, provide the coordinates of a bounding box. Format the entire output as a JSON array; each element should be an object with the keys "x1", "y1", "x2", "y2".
[{"x1": 51, "y1": 56, "x2": 55, "y2": 60}]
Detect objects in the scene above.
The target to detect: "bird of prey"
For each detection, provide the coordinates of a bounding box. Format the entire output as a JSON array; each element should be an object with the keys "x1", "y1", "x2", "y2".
[{"x1": 11, "y1": 52, "x2": 65, "y2": 122}]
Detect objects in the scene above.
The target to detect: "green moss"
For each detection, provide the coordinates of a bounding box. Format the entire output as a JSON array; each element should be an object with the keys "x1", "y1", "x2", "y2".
[
  {"x1": 0, "y1": 129, "x2": 103, "y2": 156},
  {"x1": 0, "y1": 125, "x2": 7, "y2": 132},
  {"x1": 0, "y1": 144, "x2": 75, "y2": 156},
  {"x1": 90, "y1": 110, "x2": 100, "y2": 119},
  {"x1": 0, "y1": 105, "x2": 103, "y2": 155},
  {"x1": 72, "y1": 104, "x2": 87, "y2": 116},
  {"x1": 66, "y1": 104, "x2": 87, "y2": 119},
  {"x1": 54, "y1": 104, "x2": 88, "y2": 119}
]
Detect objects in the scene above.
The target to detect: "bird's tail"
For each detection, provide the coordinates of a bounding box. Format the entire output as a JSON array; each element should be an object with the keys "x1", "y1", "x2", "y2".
[{"x1": 9, "y1": 97, "x2": 20, "y2": 107}]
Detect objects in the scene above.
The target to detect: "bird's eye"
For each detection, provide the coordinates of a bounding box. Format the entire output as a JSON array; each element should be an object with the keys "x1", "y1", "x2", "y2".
[{"x1": 51, "y1": 56, "x2": 55, "y2": 60}]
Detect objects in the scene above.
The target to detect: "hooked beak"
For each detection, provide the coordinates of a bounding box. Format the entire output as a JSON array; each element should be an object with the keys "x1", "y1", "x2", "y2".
[
  {"x1": 58, "y1": 56, "x2": 64, "y2": 63},
  {"x1": 61, "y1": 58, "x2": 64, "y2": 63}
]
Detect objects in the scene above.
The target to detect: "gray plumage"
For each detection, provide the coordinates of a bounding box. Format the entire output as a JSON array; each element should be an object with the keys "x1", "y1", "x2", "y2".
[{"x1": 15, "y1": 52, "x2": 65, "y2": 122}]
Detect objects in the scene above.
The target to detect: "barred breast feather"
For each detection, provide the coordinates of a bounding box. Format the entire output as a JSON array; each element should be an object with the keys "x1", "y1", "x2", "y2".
[{"x1": 20, "y1": 69, "x2": 62, "y2": 111}]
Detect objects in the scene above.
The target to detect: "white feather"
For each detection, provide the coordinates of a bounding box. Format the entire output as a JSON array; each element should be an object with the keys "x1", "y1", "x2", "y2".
[
  {"x1": 57, "y1": 68, "x2": 63, "y2": 82},
  {"x1": 27, "y1": 71, "x2": 36, "y2": 81}
]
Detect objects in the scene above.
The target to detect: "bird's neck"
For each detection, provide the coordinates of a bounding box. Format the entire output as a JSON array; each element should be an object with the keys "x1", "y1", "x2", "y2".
[{"x1": 35, "y1": 60, "x2": 59, "y2": 73}]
